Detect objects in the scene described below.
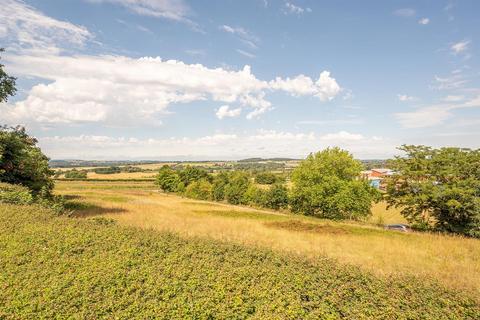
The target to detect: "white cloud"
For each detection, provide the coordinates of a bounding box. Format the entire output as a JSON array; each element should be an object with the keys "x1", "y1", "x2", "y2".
[
  {"x1": 0, "y1": 0, "x2": 91, "y2": 54},
  {"x1": 86, "y1": 0, "x2": 190, "y2": 22},
  {"x1": 397, "y1": 94, "x2": 416, "y2": 102},
  {"x1": 418, "y1": 18, "x2": 430, "y2": 25},
  {"x1": 216, "y1": 105, "x2": 241, "y2": 119},
  {"x1": 38, "y1": 130, "x2": 393, "y2": 159},
  {"x1": 283, "y1": 2, "x2": 312, "y2": 15},
  {"x1": 394, "y1": 8, "x2": 416, "y2": 17},
  {"x1": 432, "y1": 74, "x2": 467, "y2": 90},
  {"x1": 269, "y1": 71, "x2": 341, "y2": 101},
  {"x1": 220, "y1": 25, "x2": 260, "y2": 49},
  {"x1": 236, "y1": 49, "x2": 256, "y2": 58},
  {"x1": 395, "y1": 96, "x2": 480, "y2": 128},
  {"x1": 442, "y1": 95, "x2": 464, "y2": 102},
  {"x1": 451, "y1": 40, "x2": 470, "y2": 55},
  {"x1": 2, "y1": 54, "x2": 340, "y2": 125}
]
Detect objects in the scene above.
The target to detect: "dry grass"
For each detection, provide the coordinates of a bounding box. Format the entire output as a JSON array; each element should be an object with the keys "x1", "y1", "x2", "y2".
[{"x1": 55, "y1": 180, "x2": 480, "y2": 300}]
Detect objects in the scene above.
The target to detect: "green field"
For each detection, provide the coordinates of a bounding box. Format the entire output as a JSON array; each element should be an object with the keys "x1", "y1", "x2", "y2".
[{"x1": 1, "y1": 201, "x2": 479, "y2": 319}]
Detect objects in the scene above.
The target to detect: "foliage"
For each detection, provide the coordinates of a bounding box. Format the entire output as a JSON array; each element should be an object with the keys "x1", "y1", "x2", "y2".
[
  {"x1": 64, "y1": 169, "x2": 87, "y2": 179},
  {"x1": 255, "y1": 172, "x2": 278, "y2": 184},
  {"x1": 178, "y1": 165, "x2": 210, "y2": 186},
  {"x1": 1, "y1": 202, "x2": 479, "y2": 318},
  {"x1": 0, "y1": 126, "x2": 54, "y2": 195},
  {"x1": 385, "y1": 145, "x2": 480, "y2": 237},
  {"x1": 224, "y1": 171, "x2": 251, "y2": 205},
  {"x1": 211, "y1": 172, "x2": 229, "y2": 201},
  {"x1": 0, "y1": 48, "x2": 16, "y2": 103},
  {"x1": 0, "y1": 182, "x2": 33, "y2": 205},
  {"x1": 93, "y1": 166, "x2": 121, "y2": 174},
  {"x1": 155, "y1": 165, "x2": 180, "y2": 192},
  {"x1": 265, "y1": 183, "x2": 289, "y2": 210},
  {"x1": 184, "y1": 179, "x2": 212, "y2": 200},
  {"x1": 290, "y1": 148, "x2": 378, "y2": 219},
  {"x1": 243, "y1": 184, "x2": 268, "y2": 207}
]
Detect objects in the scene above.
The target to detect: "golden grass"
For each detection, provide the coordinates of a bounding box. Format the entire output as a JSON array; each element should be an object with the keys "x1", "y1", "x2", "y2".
[{"x1": 56, "y1": 180, "x2": 480, "y2": 300}]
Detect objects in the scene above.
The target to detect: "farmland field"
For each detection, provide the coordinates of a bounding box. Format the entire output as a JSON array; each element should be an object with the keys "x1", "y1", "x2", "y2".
[{"x1": 55, "y1": 180, "x2": 480, "y2": 302}]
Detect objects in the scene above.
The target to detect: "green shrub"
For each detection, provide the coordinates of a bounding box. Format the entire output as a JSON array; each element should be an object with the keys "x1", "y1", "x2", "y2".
[
  {"x1": 243, "y1": 184, "x2": 268, "y2": 207},
  {"x1": 93, "y1": 166, "x2": 121, "y2": 174},
  {"x1": 0, "y1": 182, "x2": 33, "y2": 205},
  {"x1": 265, "y1": 183, "x2": 289, "y2": 210},
  {"x1": 184, "y1": 179, "x2": 212, "y2": 200},
  {"x1": 155, "y1": 165, "x2": 180, "y2": 192},
  {"x1": 64, "y1": 169, "x2": 87, "y2": 179},
  {"x1": 212, "y1": 172, "x2": 230, "y2": 201},
  {"x1": 178, "y1": 165, "x2": 210, "y2": 186},
  {"x1": 255, "y1": 172, "x2": 277, "y2": 184},
  {"x1": 224, "y1": 171, "x2": 251, "y2": 205}
]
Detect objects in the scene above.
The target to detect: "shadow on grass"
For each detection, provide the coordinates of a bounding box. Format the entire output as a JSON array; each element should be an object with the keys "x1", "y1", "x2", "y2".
[
  {"x1": 265, "y1": 220, "x2": 350, "y2": 235},
  {"x1": 65, "y1": 201, "x2": 128, "y2": 218}
]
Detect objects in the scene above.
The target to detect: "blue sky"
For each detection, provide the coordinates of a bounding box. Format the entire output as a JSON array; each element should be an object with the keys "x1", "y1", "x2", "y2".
[{"x1": 1, "y1": 0, "x2": 479, "y2": 159}]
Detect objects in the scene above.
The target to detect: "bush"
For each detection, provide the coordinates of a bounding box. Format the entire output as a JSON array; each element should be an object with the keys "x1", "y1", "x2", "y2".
[
  {"x1": 184, "y1": 179, "x2": 212, "y2": 200},
  {"x1": 212, "y1": 172, "x2": 229, "y2": 201},
  {"x1": 93, "y1": 166, "x2": 121, "y2": 174},
  {"x1": 265, "y1": 184, "x2": 289, "y2": 210},
  {"x1": 64, "y1": 169, "x2": 87, "y2": 179},
  {"x1": 290, "y1": 148, "x2": 379, "y2": 219},
  {"x1": 224, "y1": 171, "x2": 251, "y2": 205},
  {"x1": 255, "y1": 172, "x2": 277, "y2": 185},
  {"x1": 0, "y1": 182, "x2": 33, "y2": 205},
  {"x1": 178, "y1": 165, "x2": 210, "y2": 186},
  {"x1": 243, "y1": 184, "x2": 268, "y2": 207}
]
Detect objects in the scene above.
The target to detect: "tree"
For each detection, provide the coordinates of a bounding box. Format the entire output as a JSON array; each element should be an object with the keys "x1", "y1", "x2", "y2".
[
  {"x1": 64, "y1": 169, "x2": 87, "y2": 179},
  {"x1": 155, "y1": 165, "x2": 180, "y2": 192},
  {"x1": 184, "y1": 179, "x2": 212, "y2": 200},
  {"x1": 0, "y1": 126, "x2": 54, "y2": 194},
  {"x1": 243, "y1": 184, "x2": 268, "y2": 207},
  {"x1": 255, "y1": 172, "x2": 277, "y2": 185},
  {"x1": 385, "y1": 145, "x2": 480, "y2": 237},
  {"x1": 265, "y1": 183, "x2": 289, "y2": 210},
  {"x1": 224, "y1": 171, "x2": 251, "y2": 205},
  {"x1": 178, "y1": 165, "x2": 210, "y2": 186},
  {"x1": 290, "y1": 147, "x2": 378, "y2": 219},
  {"x1": 212, "y1": 172, "x2": 230, "y2": 201},
  {"x1": 0, "y1": 48, "x2": 16, "y2": 103}
]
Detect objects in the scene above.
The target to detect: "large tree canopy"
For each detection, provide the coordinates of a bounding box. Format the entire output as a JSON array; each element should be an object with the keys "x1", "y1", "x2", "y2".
[
  {"x1": 0, "y1": 48, "x2": 16, "y2": 103},
  {"x1": 290, "y1": 147, "x2": 378, "y2": 220},
  {"x1": 0, "y1": 126, "x2": 54, "y2": 194},
  {"x1": 385, "y1": 145, "x2": 480, "y2": 237}
]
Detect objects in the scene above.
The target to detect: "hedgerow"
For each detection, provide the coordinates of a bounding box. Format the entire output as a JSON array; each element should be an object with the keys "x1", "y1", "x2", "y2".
[{"x1": 0, "y1": 203, "x2": 479, "y2": 319}]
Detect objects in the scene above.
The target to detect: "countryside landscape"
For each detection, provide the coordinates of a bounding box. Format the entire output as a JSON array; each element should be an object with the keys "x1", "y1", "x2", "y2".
[{"x1": 1, "y1": 0, "x2": 480, "y2": 319}]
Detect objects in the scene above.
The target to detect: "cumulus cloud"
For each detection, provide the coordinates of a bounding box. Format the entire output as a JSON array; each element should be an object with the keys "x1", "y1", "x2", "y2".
[
  {"x1": 0, "y1": 0, "x2": 91, "y2": 54},
  {"x1": 418, "y1": 18, "x2": 430, "y2": 25},
  {"x1": 216, "y1": 105, "x2": 241, "y2": 119},
  {"x1": 0, "y1": 0, "x2": 341, "y2": 127},
  {"x1": 38, "y1": 130, "x2": 393, "y2": 159},
  {"x1": 283, "y1": 2, "x2": 312, "y2": 15},
  {"x1": 269, "y1": 71, "x2": 341, "y2": 101}
]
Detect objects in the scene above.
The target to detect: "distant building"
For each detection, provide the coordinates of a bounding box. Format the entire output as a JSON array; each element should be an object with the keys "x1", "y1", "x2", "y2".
[{"x1": 360, "y1": 168, "x2": 394, "y2": 189}]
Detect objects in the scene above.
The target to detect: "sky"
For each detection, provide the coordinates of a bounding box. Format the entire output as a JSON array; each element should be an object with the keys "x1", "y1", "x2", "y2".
[{"x1": 0, "y1": 0, "x2": 479, "y2": 160}]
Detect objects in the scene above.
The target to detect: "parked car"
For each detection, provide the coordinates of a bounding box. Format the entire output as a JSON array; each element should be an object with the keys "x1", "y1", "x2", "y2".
[{"x1": 384, "y1": 224, "x2": 410, "y2": 232}]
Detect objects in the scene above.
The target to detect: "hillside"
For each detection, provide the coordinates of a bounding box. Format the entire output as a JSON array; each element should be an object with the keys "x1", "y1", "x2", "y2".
[{"x1": 1, "y1": 201, "x2": 479, "y2": 318}]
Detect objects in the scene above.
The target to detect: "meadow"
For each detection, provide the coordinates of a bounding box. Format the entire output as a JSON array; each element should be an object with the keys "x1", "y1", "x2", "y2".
[
  {"x1": 1, "y1": 200, "x2": 479, "y2": 318},
  {"x1": 55, "y1": 180, "x2": 480, "y2": 302}
]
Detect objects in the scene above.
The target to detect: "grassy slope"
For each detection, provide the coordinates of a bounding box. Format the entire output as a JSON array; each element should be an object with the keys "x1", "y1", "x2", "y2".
[
  {"x1": 1, "y1": 203, "x2": 479, "y2": 319},
  {"x1": 55, "y1": 181, "x2": 480, "y2": 300}
]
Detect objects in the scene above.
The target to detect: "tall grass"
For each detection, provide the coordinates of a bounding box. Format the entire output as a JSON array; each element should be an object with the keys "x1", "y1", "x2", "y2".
[{"x1": 56, "y1": 180, "x2": 480, "y2": 301}]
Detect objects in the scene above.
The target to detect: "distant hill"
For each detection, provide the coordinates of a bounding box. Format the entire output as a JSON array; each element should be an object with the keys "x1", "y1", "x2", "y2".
[{"x1": 237, "y1": 157, "x2": 298, "y2": 162}]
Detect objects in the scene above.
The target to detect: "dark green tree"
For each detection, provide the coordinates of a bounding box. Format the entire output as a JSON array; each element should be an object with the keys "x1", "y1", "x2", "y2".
[
  {"x1": 0, "y1": 126, "x2": 54, "y2": 194},
  {"x1": 178, "y1": 165, "x2": 210, "y2": 186},
  {"x1": 290, "y1": 147, "x2": 378, "y2": 219},
  {"x1": 155, "y1": 165, "x2": 180, "y2": 192},
  {"x1": 0, "y1": 48, "x2": 16, "y2": 103},
  {"x1": 385, "y1": 145, "x2": 480, "y2": 237},
  {"x1": 224, "y1": 171, "x2": 251, "y2": 205},
  {"x1": 265, "y1": 183, "x2": 289, "y2": 210}
]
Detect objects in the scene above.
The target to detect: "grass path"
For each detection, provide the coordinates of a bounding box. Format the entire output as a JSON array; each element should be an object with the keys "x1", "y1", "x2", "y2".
[{"x1": 56, "y1": 180, "x2": 480, "y2": 301}]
